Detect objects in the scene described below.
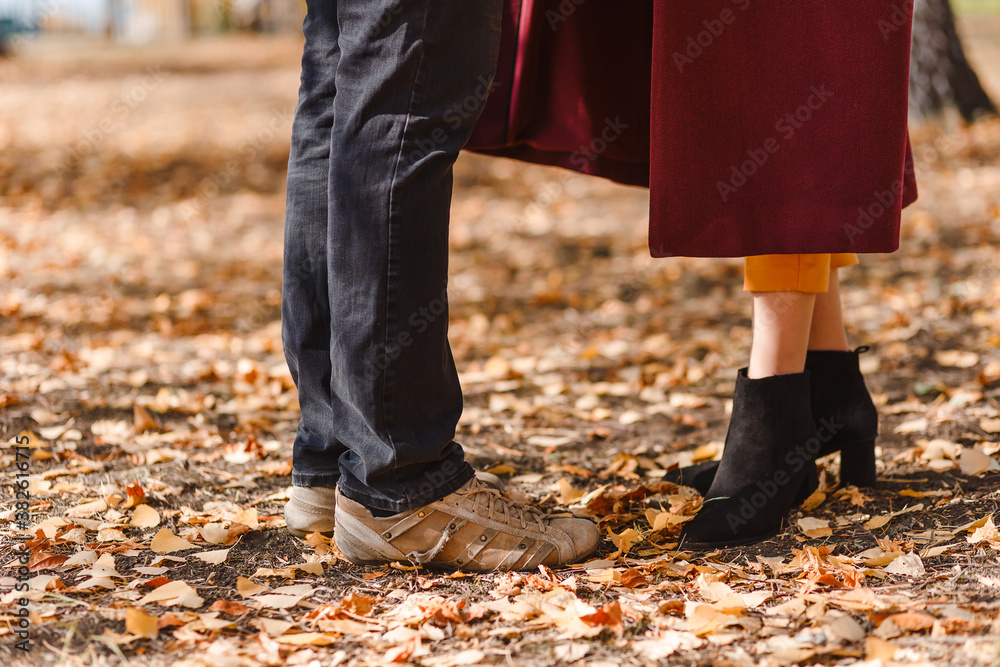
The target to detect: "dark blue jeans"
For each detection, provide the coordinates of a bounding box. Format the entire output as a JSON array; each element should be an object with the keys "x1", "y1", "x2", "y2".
[{"x1": 282, "y1": 0, "x2": 503, "y2": 513}]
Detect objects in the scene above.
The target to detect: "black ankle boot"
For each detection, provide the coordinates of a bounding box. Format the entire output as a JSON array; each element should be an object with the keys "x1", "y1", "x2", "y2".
[
  {"x1": 680, "y1": 369, "x2": 820, "y2": 549},
  {"x1": 663, "y1": 347, "x2": 879, "y2": 493},
  {"x1": 805, "y1": 347, "x2": 878, "y2": 487}
]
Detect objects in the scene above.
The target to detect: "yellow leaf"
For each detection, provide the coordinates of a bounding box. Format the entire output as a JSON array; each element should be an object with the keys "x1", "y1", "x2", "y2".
[
  {"x1": 583, "y1": 568, "x2": 621, "y2": 585},
  {"x1": 959, "y1": 447, "x2": 999, "y2": 476},
  {"x1": 959, "y1": 515, "x2": 991, "y2": 533},
  {"x1": 125, "y1": 608, "x2": 159, "y2": 639},
  {"x1": 199, "y1": 523, "x2": 229, "y2": 544},
  {"x1": 65, "y1": 498, "x2": 108, "y2": 518},
  {"x1": 863, "y1": 504, "x2": 924, "y2": 532},
  {"x1": 234, "y1": 507, "x2": 259, "y2": 529},
  {"x1": 192, "y1": 549, "x2": 230, "y2": 564},
  {"x1": 130, "y1": 504, "x2": 161, "y2": 529},
  {"x1": 252, "y1": 587, "x2": 312, "y2": 609},
  {"x1": 138, "y1": 580, "x2": 204, "y2": 608},
  {"x1": 799, "y1": 490, "x2": 827, "y2": 512},
  {"x1": 133, "y1": 404, "x2": 161, "y2": 432},
  {"x1": 272, "y1": 632, "x2": 337, "y2": 646},
  {"x1": 555, "y1": 479, "x2": 586, "y2": 505},
  {"x1": 296, "y1": 562, "x2": 324, "y2": 575},
  {"x1": 483, "y1": 463, "x2": 517, "y2": 476},
  {"x1": 863, "y1": 550, "x2": 904, "y2": 567},
  {"x1": 968, "y1": 516, "x2": 1000, "y2": 546},
  {"x1": 685, "y1": 603, "x2": 743, "y2": 636},
  {"x1": 797, "y1": 517, "x2": 833, "y2": 539},
  {"x1": 865, "y1": 637, "x2": 899, "y2": 660},
  {"x1": 608, "y1": 527, "x2": 641, "y2": 557},
  {"x1": 252, "y1": 618, "x2": 294, "y2": 635},
  {"x1": 237, "y1": 576, "x2": 269, "y2": 598},
  {"x1": 305, "y1": 531, "x2": 330, "y2": 555},
  {"x1": 864, "y1": 515, "x2": 892, "y2": 530},
  {"x1": 252, "y1": 567, "x2": 296, "y2": 579},
  {"x1": 150, "y1": 528, "x2": 196, "y2": 554}
]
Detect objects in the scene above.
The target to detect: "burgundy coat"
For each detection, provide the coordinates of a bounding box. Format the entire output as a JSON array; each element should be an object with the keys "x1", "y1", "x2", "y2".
[{"x1": 467, "y1": 0, "x2": 917, "y2": 258}]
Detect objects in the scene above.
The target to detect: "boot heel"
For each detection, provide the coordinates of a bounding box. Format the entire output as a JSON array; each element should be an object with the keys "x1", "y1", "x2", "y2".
[
  {"x1": 839, "y1": 439, "x2": 877, "y2": 488},
  {"x1": 794, "y1": 463, "x2": 819, "y2": 506}
]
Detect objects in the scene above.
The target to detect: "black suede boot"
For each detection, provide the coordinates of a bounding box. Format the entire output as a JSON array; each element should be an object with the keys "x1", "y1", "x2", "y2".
[
  {"x1": 805, "y1": 347, "x2": 878, "y2": 487},
  {"x1": 664, "y1": 347, "x2": 879, "y2": 493},
  {"x1": 680, "y1": 369, "x2": 820, "y2": 549}
]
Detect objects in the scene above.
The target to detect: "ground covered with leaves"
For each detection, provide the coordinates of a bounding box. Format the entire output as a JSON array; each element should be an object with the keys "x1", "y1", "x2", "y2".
[{"x1": 2, "y1": 27, "x2": 1000, "y2": 667}]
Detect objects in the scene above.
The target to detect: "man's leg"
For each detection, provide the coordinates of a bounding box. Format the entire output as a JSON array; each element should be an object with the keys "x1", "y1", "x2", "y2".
[
  {"x1": 282, "y1": 0, "x2": 345, "y2": 490},
  {"x1": 323, "y1": 0, "x2": 503, "y2": 514}
]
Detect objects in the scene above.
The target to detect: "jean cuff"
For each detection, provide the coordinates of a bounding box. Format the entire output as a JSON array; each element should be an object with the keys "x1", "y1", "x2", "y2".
[
  {"x1": 338, "y1": 461, "x2": 474, "y2": 514},
  {"x1": 292, "y1": 472, "x2": 341, "y2": 488}
]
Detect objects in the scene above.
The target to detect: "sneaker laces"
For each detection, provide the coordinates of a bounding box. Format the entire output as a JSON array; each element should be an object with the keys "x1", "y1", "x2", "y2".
[{"x1": 457, "y1": 478, "x2": 548, "y2": 532}]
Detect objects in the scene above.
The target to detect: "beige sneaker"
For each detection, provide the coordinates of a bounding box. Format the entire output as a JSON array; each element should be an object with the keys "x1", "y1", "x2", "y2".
[
  {"x1": 284, "y1": 472, "x2": 506, "y2": 539},
  {"x1": 334, "y1": 477, "x2": 599, "y2": 571}
]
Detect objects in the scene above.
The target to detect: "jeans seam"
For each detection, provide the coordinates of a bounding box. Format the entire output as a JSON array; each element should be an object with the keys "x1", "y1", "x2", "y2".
[{"x1": 382, "y1": 0, "x2": 434, "y2": 507}]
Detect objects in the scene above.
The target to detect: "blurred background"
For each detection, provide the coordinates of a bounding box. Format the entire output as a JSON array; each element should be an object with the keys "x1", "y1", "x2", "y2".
[{"x1": 1, "y1": 7, "x2": 998, "y2": 663}]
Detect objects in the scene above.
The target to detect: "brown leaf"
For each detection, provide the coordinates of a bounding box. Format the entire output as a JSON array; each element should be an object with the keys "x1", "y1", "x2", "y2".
[
  {"x1": 340, "y1": 592, "x2": 377, "y2": 616},
  {"x1": 126, "y1": 608, "x2": 159, "y2": 639},
  {"x1": 620, "y1": 568, "x2": 648, "y2": 589},
  {"x1": 799, "y1": 489, "x2": 827, "y2": 512},
  {"x1": 237, "y1": 576, "x2": 269, "y2": 598},
  {"x1": 418, "y1": 597, "x2": 471, "y2": 626},
  {"x1": 385, "y1": 636, "x2": 421, "y2": 663},
  {"x1": 137, "y1": 580, "x2": 204, "y2": 608},
  {"x1": 133, "y1": 404, "x2": 161, "y2": 432},
  {"x1": 130, "y1": 504, "x2": 161, "y2": 528},
  {"x1": 880, "y1": 612, "x2": 937, "y2": 633},
  {"x1": 141, "y1": 576, "x2": 173, "y2": 589},
  {"x1": 607, "y1": 527, "x2": 642, "y2": 559},
  {"x1": 28, "y1": 552, "x2": 68, "y2": 572},
  {"x1": 150, "y1": 528, "x2": 196, "y2": 554},
  {"x1": 554, "y1": 478, "x2": 586, "y2": 505},
  {"x1": 122, "y1": 482, "x2": 147, "y2": 509},
  {"x1": 579, "y1": 600, "x2": 624, "y2": 635},
  {"x1": 797, "y1": 546, "x2": 864, "y2": 592},
  {"x1": 208, "y1": 600, "x2": 252, "y2": 616}
]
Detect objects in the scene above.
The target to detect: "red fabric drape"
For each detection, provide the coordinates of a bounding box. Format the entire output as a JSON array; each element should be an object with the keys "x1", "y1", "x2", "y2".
[{"x1": 467, "y1": 0, "x2": 917, "y2": 258}]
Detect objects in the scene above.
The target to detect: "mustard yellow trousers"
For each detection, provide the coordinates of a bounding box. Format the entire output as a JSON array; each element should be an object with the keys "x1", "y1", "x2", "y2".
[{"x1": 744, "y1": 254, "x2": 858, "y2": 293}]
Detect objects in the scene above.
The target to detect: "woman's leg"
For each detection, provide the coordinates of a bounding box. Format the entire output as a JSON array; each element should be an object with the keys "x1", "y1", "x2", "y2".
[
  {"x1": 744, "y1": 253, "x2": 831, "y2": 377},
  {"x1": 801, "y1": 254, "x2": 879, "y2": 487},
  {"x1": 748, "y1": 292, "x2": 816, "y2": 378},
  {"x1": 807, "y1": 253, "x2": 857, "y2": 352},
  {"x1": 681, "y1": 254, "x2": 832, "y2": 548}
]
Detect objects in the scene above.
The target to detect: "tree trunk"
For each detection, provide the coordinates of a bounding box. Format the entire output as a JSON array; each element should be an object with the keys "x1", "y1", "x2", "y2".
[{"x1": 909, "y1": 0, "x2": 996, "y2": 121}]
